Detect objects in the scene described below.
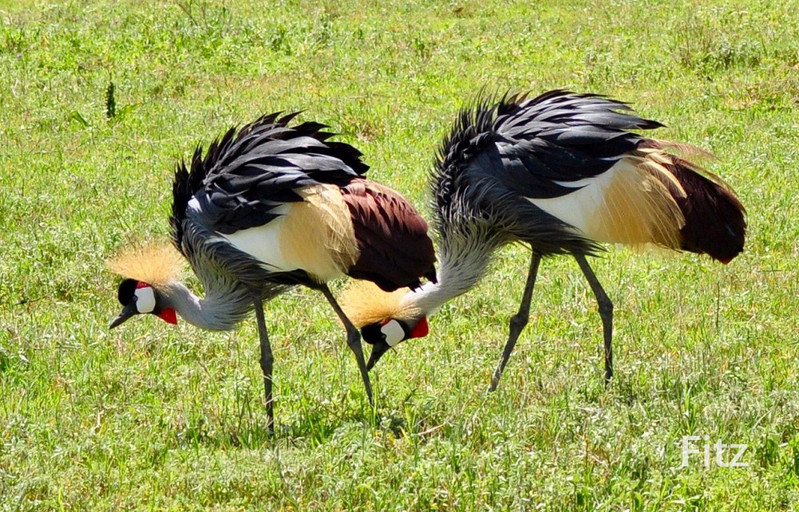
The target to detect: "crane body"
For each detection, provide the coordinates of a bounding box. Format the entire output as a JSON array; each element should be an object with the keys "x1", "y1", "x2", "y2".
[
  {"x1": 342, "y1": 90, "x2": 746, "y2": 387},
  {"x1": 109, "y1": 113, "x2": 436, "y2": 430}
]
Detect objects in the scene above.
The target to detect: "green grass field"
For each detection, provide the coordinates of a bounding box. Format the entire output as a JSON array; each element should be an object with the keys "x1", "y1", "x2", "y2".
[{"x1": 1, "y1": 0, "x2": 798, "y2": 509}]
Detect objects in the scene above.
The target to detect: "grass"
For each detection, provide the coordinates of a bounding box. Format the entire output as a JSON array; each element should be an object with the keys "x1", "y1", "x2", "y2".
[{"x1": 0, "y1": 0, "x2": 798, "y2": 509}]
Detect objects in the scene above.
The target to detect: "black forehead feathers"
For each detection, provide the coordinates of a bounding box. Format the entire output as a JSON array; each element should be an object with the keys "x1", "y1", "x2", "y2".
[
  {"x1": 117, "y1": 278, "x2": 139, "y2": 306},
  {"x1": 361, "y1": 323, "x2": 383, "y2": 345}
]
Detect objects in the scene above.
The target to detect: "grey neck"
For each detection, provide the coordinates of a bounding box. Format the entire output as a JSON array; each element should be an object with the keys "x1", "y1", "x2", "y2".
[
  {"x1": 161, "y1": 281, "x2": 252, "y2": 331},
  {"x1": 402, "y1": 231, "x2": 501, "y2": 315}
]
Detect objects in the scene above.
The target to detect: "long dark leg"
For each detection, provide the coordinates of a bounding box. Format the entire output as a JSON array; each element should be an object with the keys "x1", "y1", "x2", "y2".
[
  {"x1": 253, "y1": 297, "x2": 274, "y2": 433},
  {"x1": 574, "y1": 255, "x2": 614, "y2": 382},
  {"x1": 489, "y1": 251, "x2": 542, "y2": 392},
  {"x1": 319, "y1": 284, "x2": 374, "y2": 407}
]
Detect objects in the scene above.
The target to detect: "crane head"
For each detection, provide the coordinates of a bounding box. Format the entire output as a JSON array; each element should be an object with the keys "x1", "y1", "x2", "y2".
[
  {"x1": 106, "y1": 243, "x2": 185, "y2": 329},
  {"x1": 339, "y1": 281, "x2": 429, "y2": 370},
  {"x1": 361, "y1": 316, "x2": 428, "y2": 369},
  {"x1": 109, "y1": 279, "x2": 178, "y2": 329}
]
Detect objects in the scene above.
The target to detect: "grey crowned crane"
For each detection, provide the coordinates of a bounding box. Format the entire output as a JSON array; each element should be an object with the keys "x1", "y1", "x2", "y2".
[
  {"x1": 341, "y1": 90, "x2": 746, "y2": 389},
  {"x1": 108, "y1": 112, "x2": 436, "y2": 430}
]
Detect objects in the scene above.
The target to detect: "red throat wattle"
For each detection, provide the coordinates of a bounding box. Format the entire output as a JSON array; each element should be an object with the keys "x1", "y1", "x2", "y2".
[
  {"x1": 158, "y1": 308, "x2": 178, "y2": 325},
  {"x1": 410, "y1": 316, "x2": 429, "y2": 338}
]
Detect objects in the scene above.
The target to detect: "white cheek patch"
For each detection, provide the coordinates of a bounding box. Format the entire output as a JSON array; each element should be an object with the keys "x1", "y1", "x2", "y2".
[
  {"x1": 135, "y1": 286, "x2": 156, "y2": 314},
  {"x1": 381, "y1": 320, "x2": 406, "y2": 347}
]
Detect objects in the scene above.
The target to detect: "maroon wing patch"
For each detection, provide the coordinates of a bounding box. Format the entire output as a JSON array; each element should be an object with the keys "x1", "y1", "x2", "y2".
[{"x1": 341, "y1": 179, "x2": 436, "y2": 291}]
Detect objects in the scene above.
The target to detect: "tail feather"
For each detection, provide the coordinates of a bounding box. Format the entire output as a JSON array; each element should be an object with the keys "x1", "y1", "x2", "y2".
[
  {"x1": 633, "y1": 140, "x2": 746, "y2": 263},
  {"x1": 668, "y1": 158, "x2": 746, "y2": 263}
]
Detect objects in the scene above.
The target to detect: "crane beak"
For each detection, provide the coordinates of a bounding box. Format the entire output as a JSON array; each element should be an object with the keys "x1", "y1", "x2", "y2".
[
  {"x1": 109, "y1": 303, "x2": 138, "y2": 329},
  {"x1": 366, "y1": 340, "x2": 391, "y2": 371}
]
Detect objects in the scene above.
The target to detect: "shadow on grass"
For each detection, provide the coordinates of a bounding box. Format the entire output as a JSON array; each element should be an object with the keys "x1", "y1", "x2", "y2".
[{"x1": 172, "y1": 405, "x2": 417, "y2": 450}]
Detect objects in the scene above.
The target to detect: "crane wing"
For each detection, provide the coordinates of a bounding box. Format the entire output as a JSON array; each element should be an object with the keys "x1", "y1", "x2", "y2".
[
  {"x1": 465, "y1": 91, "x2": 664, "y2": 200},
  {"x1": 171, "y1": 113, "x2": 368, "y2": 251},
  {"x1": 432, "y1": 91, "x2": 668, "y2": 254},
  {"x1": 434, "y1": 90, "x2": 745, "y2": 260}
]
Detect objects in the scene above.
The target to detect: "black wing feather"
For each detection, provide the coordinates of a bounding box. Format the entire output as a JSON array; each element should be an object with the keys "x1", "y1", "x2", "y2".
[
  {"x1": 436, "y1": 90, "x2": 663, "y2": 205},
  {"x1": 170, "y1": 112, "x2": 369, "y2": 249},
  {"x1": 432, "y1": 90, "x2": 666, "y2": 255}
]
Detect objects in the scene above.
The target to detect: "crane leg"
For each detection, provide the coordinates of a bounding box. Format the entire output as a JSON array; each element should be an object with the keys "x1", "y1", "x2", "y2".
[
  {"x1": 489, "y1": 251, "x2": 542, "y2": 392},
  {"x1": 319, "y1": 285, "x2": 375, "y2": 407},
  {"x1": 253, "y1": 297, "x2": 275, "y2": 433},
  {"x1": 574, "y1": 255, "x2": 614, "y2": 382}
]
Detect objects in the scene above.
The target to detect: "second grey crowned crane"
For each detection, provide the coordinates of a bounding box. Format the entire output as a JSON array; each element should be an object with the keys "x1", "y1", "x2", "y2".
[
  {"x1": 108, "y1": 112, "x2": 436, "y2": 430},
  {"x1": 341, "y1": 90, "x2": 746, "y2": 388}
]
